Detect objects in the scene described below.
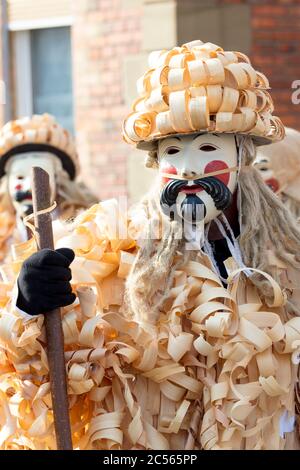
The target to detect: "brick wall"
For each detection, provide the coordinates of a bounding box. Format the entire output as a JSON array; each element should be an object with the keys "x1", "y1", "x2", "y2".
[
  {"x1": 250, "y1": 0, "x2": 300, "y2": 130},
  {"x1": 218, "y1": 0, "x2": 300, "y2": 130},
  {"x1": 72, "y1": 0, "x2": 143, "y2": 201}
]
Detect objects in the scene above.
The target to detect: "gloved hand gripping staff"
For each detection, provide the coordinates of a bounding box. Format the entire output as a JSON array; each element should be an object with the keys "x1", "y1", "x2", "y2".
[{"x1": 31, "y1": 167, "x2": 73, "y2": 450}]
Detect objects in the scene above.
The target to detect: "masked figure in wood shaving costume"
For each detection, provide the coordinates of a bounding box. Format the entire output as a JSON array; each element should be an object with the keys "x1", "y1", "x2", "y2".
[
  {"x1": 0, "y1": 113, "x2": 97, "y2": 263},
  {"x1": 253, "y1": 127, "x2": 300, "y2": 220},
  {"x1": 0, "y1": 40, "x2": 300, "y2": 451}
]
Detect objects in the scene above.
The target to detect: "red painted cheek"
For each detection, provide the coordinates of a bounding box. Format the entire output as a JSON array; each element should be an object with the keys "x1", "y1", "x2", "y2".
[
  {"x1": 15, "y1": 184, "x2": 23, "y2": 190},
  {"x1": 160, "y1": 163, "x2": 178, "y2": 184},
  {"x1": 266, "y1": 177, "x2": 280, "y2": 193},
  {"x1": 204, "y1": 160, "x2": 230, "y2": 186}
]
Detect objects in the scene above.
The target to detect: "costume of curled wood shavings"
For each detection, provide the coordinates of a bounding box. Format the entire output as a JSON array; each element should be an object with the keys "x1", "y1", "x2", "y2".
[
  {"x1": 0, "y1": 114, "x2": 97, "y2": 263},
  {"x1": 254, "y1": 127, "x2": 300, "y2": 219},
  {"x1": 0, "y1": 40, "x2": 299, "y2": 450},
  {"x1": 0, "y1": 200, "x2": 298, "y2": 450}
]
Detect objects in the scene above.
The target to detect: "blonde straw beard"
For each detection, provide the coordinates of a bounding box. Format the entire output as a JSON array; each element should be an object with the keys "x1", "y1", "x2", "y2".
[
  {"x1": 0, "y1": 178, "x2": 18, "y2": 261},
  {"x1": 125, "y1": 135, "x2": 300, "y2": 324},
  {"x1": 55, "y1": 169, "x2": 98, "y2": 220},
  {"x1": 124, "y1": 181, "x2": 187, "y2": 325}
]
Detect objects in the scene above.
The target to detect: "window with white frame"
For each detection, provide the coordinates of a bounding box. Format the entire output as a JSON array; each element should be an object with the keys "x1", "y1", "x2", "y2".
[{"x1": 13, "y1": 25, "x2": 74, "y2": 133}]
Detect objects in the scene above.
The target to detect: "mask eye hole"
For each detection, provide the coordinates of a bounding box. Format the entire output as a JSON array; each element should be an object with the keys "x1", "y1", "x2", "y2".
[
  {"x1": 260, "y1": 159, "x2": 270, "y2": 172},
  {"x1": 17, "y1": 176, "x2": 24, "y2": 180},
  {"x1": 166, "y1": 147, "x2": 180, "y2": 155},
  {"x1": 199, "y1": 144, "x2": 217, "y2": 152},
  {"x1": 256, "y1": 158, "x2": 270, "y2": 172}
]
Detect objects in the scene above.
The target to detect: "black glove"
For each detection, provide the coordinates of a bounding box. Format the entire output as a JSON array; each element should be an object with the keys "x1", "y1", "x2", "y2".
[{"x1": 17, "y1": 248, "x2": 76, "y2": 316}]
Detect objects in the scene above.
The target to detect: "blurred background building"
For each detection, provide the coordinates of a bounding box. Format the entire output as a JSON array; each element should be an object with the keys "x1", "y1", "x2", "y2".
[{"x1": 0, "y1": 0, "x2": 299, "y2": 202}]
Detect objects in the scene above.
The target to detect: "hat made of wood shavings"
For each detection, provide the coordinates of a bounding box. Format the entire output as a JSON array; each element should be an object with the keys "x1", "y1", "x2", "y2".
[
  {"x1": 0, "y1": 113, "x2": 78, "y2": 180},
  {"x1": 256, "y1": 127, "x2": 300, "y2": 202},
  {"x1": 122, "y1": 39, "x2": 285, "y2": 150}
]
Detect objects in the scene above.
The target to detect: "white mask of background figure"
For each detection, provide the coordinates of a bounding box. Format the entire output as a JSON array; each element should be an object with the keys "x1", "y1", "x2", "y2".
[
  {"x1": 253, "y1": 154, "x2": 280, "y2": 194},
  {"x1": 6, "y1": 152, "x2": 60, "y2": 217},
  {"x1": 158, "y1": 133, "x2": 238, "y2": 228}
]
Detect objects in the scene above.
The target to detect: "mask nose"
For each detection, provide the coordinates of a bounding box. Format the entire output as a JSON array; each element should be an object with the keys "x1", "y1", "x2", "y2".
[{"x1": 180, "y1": 168, "x2": 197, "y2": 179}]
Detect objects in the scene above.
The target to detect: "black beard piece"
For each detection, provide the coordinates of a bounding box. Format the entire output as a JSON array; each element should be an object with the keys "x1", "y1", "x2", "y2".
[
  {"x1": 160, "y1": 176, "x2": 233, "y2": 221},
  {"x1": 14, "y1": 190, "x2": 32, "y2": 203},
  {"x1": 181, "y1": 194, "x2": 206, "y2": 224}
]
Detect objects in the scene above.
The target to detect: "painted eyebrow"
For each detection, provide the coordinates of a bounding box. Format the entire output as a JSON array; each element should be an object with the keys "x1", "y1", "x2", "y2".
[
  {"x1": 161, "y1": 136, "x2": 181, "y2": 148},
  {"x1": 161, "y1": 136, "x2": 181, "y2": 145},
  {"x1": 192, "y1": 133, "x2": 220, "y2": 141}
]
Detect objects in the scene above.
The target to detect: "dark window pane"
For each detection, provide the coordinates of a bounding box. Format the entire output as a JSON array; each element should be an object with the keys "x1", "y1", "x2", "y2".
[{"x1": 31, "y1": 27, "x2": 74, "y2": 133}]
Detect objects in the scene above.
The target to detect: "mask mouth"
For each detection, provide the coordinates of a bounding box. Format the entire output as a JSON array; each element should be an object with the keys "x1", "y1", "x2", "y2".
[
  {"x1": 265, "y1": 177, "x2": 280, "y2": 193},
  {"x1": 160, "y1": 175, "x2": 233, "y2": 221},
  {"x1": 179, "y1": 184, "x2": 203, "y2": 194}
]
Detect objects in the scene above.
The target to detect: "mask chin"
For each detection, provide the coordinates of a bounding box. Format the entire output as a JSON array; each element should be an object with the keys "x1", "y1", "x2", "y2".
[
  {"x1": 22, "y1": 203, "x2": 33, "y2": 217},
  {"x1": 200, "y1": 194, "x2": 222, "y2": 224},
  {"x1": 13, "y1": 200, "x2": 33, "y2": 218}
]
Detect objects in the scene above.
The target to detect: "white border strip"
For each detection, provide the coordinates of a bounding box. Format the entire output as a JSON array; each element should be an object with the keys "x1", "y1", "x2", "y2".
[{"x1": 8, "y1": 16, "x2": 73, "y2": 31}]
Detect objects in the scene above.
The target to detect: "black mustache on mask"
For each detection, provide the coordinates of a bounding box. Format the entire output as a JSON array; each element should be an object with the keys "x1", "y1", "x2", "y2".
[
  {"x1": 160, "y1": 176, "x2": 232, "y2": 221},
  {"x1": 14, "y1": 190, "x2": 32, "y2": 203}
]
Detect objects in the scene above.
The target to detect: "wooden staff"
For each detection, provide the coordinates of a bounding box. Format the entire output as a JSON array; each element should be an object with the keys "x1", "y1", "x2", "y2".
[{"x1": 31, "y1": 166, "x2": 73, "y2": 450}]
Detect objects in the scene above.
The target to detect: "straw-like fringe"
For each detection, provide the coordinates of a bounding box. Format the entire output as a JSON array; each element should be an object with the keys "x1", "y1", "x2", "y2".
[
  {"x1": 238, "y1": 158, "x2": 300, "y2": 316},
  {"x1": 283, "y1": 194, "x2": 300, "y2": 221}
]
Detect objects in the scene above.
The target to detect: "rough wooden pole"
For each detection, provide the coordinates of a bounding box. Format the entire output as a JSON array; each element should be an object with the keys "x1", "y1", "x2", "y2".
[
  {"x1": 31, "y1": 167, "x2": 73, "y2": 450},
  {"x1": 26, "y1": 225, "x2": 32, "y2": 241}
]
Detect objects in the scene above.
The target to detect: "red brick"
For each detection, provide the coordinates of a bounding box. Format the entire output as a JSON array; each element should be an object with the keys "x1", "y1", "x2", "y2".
[
  {"x1": 252, "y1": 6, "x2": 287, "y2": 16},
  {"x1": 72, "y1": 0, "x2": 143, "y2": 200}
]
